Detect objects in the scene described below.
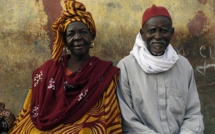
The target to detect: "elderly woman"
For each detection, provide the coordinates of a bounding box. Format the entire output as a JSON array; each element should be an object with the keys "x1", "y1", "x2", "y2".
[{"x1": 9, "y1": 0, "x2": 122, "y2": 133}]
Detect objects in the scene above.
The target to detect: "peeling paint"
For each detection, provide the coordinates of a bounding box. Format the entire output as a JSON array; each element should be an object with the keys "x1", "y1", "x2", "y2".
[
  {"x1": 197, "y1": 0, "x2": 207, "y2": 5},
  {"x1": 35, "y1": 39, "x2": 38, "y2": 45},
  {"x1": 41, "y1": 0, "x2": 62, "y2": 45},
  {"x1": 107, "y1": 2, "x2": 116, "y2": 8},
  {"x1": 187, "y1": 11, "x2": 208, "y2": 36}
]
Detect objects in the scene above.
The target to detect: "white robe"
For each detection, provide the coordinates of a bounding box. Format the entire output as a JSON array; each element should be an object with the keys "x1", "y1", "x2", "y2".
[{"x1": 116, "y1": 55, "x2": 204, "y2": 134}]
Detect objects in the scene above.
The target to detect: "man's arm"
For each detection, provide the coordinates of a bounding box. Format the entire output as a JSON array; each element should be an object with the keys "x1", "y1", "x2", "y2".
[
  {"x1": 180, "y1": 68, "x2": 204, "y2": 134},
  {"x1": 116, "y1": 60, "x2": 159, "y2": 134}
]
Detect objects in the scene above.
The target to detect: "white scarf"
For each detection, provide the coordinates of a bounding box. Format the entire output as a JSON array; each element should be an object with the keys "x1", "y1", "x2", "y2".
[{"x1": 130, "y1": 33, "x2": 179, "y2": 74}]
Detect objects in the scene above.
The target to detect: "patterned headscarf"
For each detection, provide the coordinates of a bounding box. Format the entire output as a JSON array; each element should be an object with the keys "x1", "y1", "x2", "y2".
[{"x1": 51, "y1": 0, "x2": 96, "y2": 61}]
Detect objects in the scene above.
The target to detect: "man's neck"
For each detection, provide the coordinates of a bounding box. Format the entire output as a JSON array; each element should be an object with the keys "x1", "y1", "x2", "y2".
[{"x1": 147, "y1": 48, "x2": 165, "y2": 56}]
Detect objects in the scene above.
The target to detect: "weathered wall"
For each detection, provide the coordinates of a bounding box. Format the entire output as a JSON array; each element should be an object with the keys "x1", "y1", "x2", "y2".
[{"x1": 0, "y1": 0, "x2": 214, "y2": 133}]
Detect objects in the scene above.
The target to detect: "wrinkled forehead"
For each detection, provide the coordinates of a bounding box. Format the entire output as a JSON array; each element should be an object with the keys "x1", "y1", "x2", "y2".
[
  {"x1": 65, "y1": 21, "x2": 92, "y2": 37},
  {"x1": 66, "y1": 21, "x2": 88, "y2": 30}
]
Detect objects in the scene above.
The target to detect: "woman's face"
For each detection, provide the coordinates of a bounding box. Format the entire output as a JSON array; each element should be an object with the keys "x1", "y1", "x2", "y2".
[{"x1": 65, "y1": 22, "x2": 93, "y2": 57}]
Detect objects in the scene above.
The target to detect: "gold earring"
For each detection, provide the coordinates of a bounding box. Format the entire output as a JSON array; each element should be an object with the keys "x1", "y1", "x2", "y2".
[
  {"x1": 90, "y1": 41, "x2": 94, "y2": 48},
  {"x1": 64, "y1": 46, "x2": 69, "y2": 53}
]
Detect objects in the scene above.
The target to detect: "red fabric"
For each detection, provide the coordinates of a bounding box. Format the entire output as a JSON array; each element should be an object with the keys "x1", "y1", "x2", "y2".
[
  {"x1": 142, "y1": 4, "x2": 172, "y2": 26},
  {"x1": 65, "y1": 67, "x2": 72, "y2": 76},
  {"x1": 30, "y1": 55, "x2": 119, "y2": 130}
]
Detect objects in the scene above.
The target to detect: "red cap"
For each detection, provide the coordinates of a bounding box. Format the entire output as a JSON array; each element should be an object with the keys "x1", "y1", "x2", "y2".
[{"x1": 142, "y1": 4, "x2": 172, "y2": 26}]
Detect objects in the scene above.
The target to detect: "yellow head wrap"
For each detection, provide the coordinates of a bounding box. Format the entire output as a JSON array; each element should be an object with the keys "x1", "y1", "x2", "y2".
[{"x1": 51, "y1": 0, "x2": 96, "y2": 61}]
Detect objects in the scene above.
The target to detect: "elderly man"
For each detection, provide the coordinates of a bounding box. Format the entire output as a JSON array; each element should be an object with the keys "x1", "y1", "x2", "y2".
[{"x1": 116, "y1": 4, "x2": 204, "y2": 134}]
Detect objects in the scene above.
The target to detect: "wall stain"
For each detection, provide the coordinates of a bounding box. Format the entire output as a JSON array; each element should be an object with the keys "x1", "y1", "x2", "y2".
[
  {"x1": 197, "y1": 0, "x2": 207, "y2": 5},
  {"x1": 187, "y1": 11, "x2": 208, "y2": 36},
  {"x1": 15, "y1": 58, "x2": 39, "y2": 71},
  {"x1": 28, "y1": 58, "x2": 39, "y2": 69},
  {"x1": 211, "y1": 0, "x2": 215, "y2": 15},
  {"x1": 172, "y1": 27, "x2": 213, "y2": 66},
  {"x1": 131, "y1": 4, "x2": 143, "y2": 12},
  {"x1": 213, "y1": 0, "x2": 215, "y2": 15},
  {"x1": 107, "y1": 2, "x2": 116, "y2": 8},
  {"x1": 15, "y1": 62, "x2": 23, "y2": 70},
  {"x1": 35, "y1": 39, "x2": 38, "y2": 45},
  {"x1": 0, "y1": 59, "x2": 6, "y2": 69},
  {"x1": 26, "y1": 34, "x2": 33, "y2": 46},
  {"x1": 106, "y1": 2, "x2": 122, "y2": 9},
  {"x1": 36, "y1": 0, "x2": 62, "y2": 48}
]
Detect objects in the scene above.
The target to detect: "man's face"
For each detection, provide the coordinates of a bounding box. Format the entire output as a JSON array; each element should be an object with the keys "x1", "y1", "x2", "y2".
[{"x1": 140, "y1": 16, "x2": 174, "y2": 55}]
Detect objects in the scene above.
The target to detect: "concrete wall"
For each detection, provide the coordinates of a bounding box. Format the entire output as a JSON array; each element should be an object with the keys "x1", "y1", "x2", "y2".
[{"x1": 0, "y1": 0, "x2": 214, "y2": 133}]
